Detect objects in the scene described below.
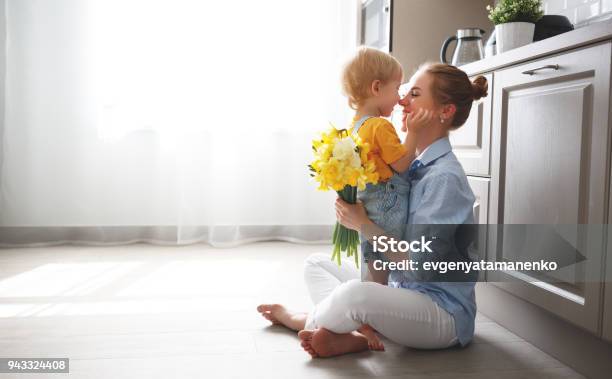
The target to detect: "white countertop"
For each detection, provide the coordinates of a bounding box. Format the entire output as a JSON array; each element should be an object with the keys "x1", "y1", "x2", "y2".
[{"x1": 460, "y1": 20, "x2": 612, "y2": 76}]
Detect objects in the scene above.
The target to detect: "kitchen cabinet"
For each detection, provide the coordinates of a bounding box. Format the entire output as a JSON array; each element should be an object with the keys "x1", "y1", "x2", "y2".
[
  {"x1": 449, "y1": 73, "x2": 493, "y2": 177},
  {"x1": 467, "y1": 176, "x2": 489, "y2": 225},
  {"x1": 448, "y1": 22, "x2": 612, "y2": 373},
  {"x1": 605, "y1": 223, "x2": 612, "y2": 342},
  {"x1": 486, "y1": 42, "x2": 611, "y2": 334},
  {"x1": 450, "y1": 71, "x2": 493, "y2": 276},
  {"x1": 467, "y1": 176, "x2": 490, "y2": 281}
]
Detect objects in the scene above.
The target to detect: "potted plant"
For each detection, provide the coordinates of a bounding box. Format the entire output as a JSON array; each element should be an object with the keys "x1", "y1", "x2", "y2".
[{"x1": 487, "y1": 0, "x2": 544, "y2": 53}]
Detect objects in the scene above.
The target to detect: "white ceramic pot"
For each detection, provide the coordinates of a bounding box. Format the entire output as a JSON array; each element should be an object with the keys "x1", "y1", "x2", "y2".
[{"x1": 495, "y1": 22, "x2": 535, "y2": 53}]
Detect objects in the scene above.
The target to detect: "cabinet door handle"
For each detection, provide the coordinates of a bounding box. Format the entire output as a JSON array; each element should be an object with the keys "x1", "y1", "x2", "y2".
[{"x1": 522, "y1": 64, "x2": 560, "y2": 75}]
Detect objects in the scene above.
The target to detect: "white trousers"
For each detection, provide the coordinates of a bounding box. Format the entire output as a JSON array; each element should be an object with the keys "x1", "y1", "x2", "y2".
[{"x1": 303, "y1": 253, "x2": 458, "y2": 349}]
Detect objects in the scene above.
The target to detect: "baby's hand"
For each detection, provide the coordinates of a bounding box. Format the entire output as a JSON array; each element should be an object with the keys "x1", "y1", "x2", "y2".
[{"x1": 402, "y1": 108, "x2": 433, "y2": 133}]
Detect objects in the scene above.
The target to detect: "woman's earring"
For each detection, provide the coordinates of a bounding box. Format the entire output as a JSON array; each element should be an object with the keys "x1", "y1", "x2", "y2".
[{"x1": 440, "y1": 116, "x2": 445, "y2": 124}]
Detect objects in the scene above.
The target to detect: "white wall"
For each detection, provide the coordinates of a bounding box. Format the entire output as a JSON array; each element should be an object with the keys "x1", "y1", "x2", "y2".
[
  {"x1": 542, "y1": 0, "x2": 611, "y2": 26},
  {"x1": 391, "y1": 0, "x2": 493, "y2": 76}
]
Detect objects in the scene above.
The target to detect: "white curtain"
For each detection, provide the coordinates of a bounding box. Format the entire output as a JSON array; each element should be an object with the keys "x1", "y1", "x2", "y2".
[{"x1": 0, "y1": 0, "x2": 360, "y2": 246}]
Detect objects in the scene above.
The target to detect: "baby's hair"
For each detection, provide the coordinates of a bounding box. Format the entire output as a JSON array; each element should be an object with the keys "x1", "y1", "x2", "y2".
[{"x1": 341, "y1": 46, "x2": 403, "y2": 110}]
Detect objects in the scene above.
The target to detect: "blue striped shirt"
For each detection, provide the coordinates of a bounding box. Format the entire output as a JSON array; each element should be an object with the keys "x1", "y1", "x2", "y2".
[{"x1": 388, "y1": 136, "x2": 478, "y2": 347}]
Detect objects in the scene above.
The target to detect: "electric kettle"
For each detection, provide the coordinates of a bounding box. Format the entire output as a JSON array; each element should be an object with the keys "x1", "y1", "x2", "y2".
[{"x1": 440, "y1": 28, "x2": 486, "y2": 66}]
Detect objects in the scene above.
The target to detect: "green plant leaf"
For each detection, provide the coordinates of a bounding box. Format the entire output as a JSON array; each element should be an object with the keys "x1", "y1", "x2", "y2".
[{"x1": 487, "y1": 0, "x2": 543, "y2": 25}]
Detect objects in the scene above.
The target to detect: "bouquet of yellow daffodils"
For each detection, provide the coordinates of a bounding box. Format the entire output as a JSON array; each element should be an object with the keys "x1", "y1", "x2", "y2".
[{"x1": 308, "y1": 126, "x2": 379, "y2": 266}]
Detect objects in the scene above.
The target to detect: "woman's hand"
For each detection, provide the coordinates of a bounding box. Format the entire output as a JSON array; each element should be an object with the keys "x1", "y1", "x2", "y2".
[
  {"x1": 335, "y1": 197, "x2": 372, "y2": 232},
  {"x1": 402, "y1": 107, "x2": 433, "y2": 133}
]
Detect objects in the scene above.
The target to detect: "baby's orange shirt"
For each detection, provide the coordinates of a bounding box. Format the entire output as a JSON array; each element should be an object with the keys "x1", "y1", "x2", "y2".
[{"x1": 351, "y1": 117, "x2": 407, "y2": 181}]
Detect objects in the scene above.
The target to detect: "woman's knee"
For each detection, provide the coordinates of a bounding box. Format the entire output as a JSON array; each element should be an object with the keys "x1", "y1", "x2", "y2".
[
  {"x1": 333, "y1": 279, "x2": 376, "y2": 311},
  {"x1": 303, "y1": 253, "x2": 329, "y2": 277},
  {"x1": 303, "y1": 253, "x2": 329, "y2": 268}
]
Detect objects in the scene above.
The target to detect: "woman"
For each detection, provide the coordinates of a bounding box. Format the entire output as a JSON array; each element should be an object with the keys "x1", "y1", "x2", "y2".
[{"x1": 257, "y1": 63, "x2": 488, "y2": 358}]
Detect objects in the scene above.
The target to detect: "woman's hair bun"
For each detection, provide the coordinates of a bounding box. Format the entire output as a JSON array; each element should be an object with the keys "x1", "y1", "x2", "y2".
[{"x1": 471, "y1": 75, "x2": 488, "y2": 101}]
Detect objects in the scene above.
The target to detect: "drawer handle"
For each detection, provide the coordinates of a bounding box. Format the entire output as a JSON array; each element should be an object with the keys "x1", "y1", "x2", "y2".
[{"x1": 522, "y1": 64, "x2": 560, "y2": 75}]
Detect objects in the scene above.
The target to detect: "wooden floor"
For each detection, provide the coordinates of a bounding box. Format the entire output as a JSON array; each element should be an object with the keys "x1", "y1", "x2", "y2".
[{"x1": 0, "y1": 242, "x2": 585, "y2": 378}]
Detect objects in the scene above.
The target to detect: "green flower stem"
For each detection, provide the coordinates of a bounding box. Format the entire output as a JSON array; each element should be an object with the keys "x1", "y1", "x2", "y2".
[{"x1": 332, "y1": 185, "x2": 360, "y2": 266}]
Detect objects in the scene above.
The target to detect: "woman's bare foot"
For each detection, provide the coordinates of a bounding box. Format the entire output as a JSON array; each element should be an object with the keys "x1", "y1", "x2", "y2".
[
  {"x1": 256, "y1": 304, "x2": 307, "y2": 331},
  {"x1": 297, "y1": 329, "x2": 318, "y2": 357},
  {"x1": 358, "y1": 324, "x2": 385, "y2": 351},
  {"x1": 298, "y1": 328, "x2": 369, "y2": 358}
]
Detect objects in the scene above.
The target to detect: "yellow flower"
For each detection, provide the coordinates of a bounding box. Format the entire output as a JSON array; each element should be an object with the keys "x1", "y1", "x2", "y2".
[{"x1": 309, "y1": 124, "x2": 379, "y2": 192}]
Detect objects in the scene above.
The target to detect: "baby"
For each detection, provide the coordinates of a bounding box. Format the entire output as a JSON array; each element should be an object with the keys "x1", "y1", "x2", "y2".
[
  {"x1": 342, "y1": 47, "x2": 431, "y2": 264},
  {"x1": 340, "y1": 47, "x2": 432, "y2": 350}
]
